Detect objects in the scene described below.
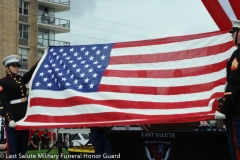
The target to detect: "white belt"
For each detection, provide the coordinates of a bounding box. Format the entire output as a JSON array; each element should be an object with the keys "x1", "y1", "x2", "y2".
[{"x1": 10, "y1": 97, "x2": 27, "y2": 104}]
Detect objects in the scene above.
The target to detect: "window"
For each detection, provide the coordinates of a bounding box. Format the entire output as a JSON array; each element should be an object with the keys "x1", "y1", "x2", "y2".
[
  {"x1": 19, "y1": 48, "x2": 28, "y2": 63},
  {"x1": 38, "y1": 5, "x2": 55, "y2": 17},
  {"x1": 19, "y1": 1, "x2": 29, "y2": 15},
  {"x1": 38, "y1": 50, "x2": 44, "y2": 59},
  {"x1": 19, "y1": 24, "x2": 28, "y2": 39},
  {"x1": 38, "y1": 28, "x2": 55, "y2": 46}
]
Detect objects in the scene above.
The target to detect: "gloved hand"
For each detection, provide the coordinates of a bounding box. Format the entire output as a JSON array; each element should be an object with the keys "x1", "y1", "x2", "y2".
[
  {"x1": 214, "y1": 111, "x2": 226, "y2": 119},
  {"x1": 9, "y1": 120, "x2": 16, "y2": 128}
]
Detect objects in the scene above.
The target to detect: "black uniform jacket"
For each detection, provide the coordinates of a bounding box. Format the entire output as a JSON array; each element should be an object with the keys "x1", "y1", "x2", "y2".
[
  {"x1": 41, "y1": 133, "x2": 50, "y2": 145},
  {"x1": 0, "y1": 63, "x2": 38, "y2": 123},
  {"x1": 218, "y1": 47, "x2": 240, "y2": 117}
]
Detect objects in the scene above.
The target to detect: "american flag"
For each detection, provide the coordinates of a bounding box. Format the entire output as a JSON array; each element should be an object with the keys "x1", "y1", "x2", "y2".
[{"x1": 17, "y1": 30, "x2": 235, "y2": 129}]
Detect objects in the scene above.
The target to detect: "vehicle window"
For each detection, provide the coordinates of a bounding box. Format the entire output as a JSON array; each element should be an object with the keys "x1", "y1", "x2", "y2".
[
  {"x1": 81, "y1": 134, "x2": 89, "y2": 139},
  {"x1": 69, "y1": 134, "x2": 80, "y2": 140}
]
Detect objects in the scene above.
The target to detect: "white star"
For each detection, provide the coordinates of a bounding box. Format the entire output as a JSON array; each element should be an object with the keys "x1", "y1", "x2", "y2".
[
  {"x1": 58, "y1": 72, "x2": 63, "y2": 76},
  {"x1": 58, "y1": 83, "x2": 61, "y2": 88},
  {"x1": 50, "y1": 48, "x2": 54, "y2": 52},
  {"x1": 92, "y1": 46, "x2": 97, "y2": 50},
  {"x1": 56, "y1": 56, "x2": 60, "y2": 60},
  {"x1": 74, "y1": 52, "x2": 79, "y2": 56},
  {"x1": 50, "y1": 59, "x2": 53, "y2": 63},
  {"x1": 44, "y1": 64, "x2": 49, "y2": 68},
  {"x1": 77, "y1": 57, "x2": 82, "y2": 60},
  {"x1": 65, "y1": 83, "x2": 71, "y2": 86},
  {"x1": 51, "y1": 74, "x2": 54, "y2": 79},
  {"x1": 74, "y1": 79, "x2": 78, "y2": 84},
  {"x1": 66, "y1": 56, "x2": 71, "y2": 60},
  {"x1": 55, "y1": 68, "x2": 60, "y2": 71},
  {"x1": 35, "y1": 82, "x2": 41, "y2": 87},
  {"x1": 60, "y1": 48, "x2": 64, "y2": 52},
  {"x1": 96, "y1": 50, "x2": 101, "y2": 55},
  {"x1": 47, "y1": 82, "x2": 53, "y2": 87},
  {"x1": 81, "y1": 60, "x2": 86, "y2": 64},
  {"x1": 70, "y1": 48, "x2": 74, "y2": 52},
  {"x1": 78, "y1": 84, "x2": 83, "y2": 89},
  {"x1": 97, "y1": 65, "x2": 102, "y2": 68},
  {"x1": 53, "y1": 52, "x2": 57, "y2": 56},
  {"x1": 104, "y1": 46, "x2": 109, "y2": 49},
  {"x1": 72, "y1": 64, "x2": 77, "y2": 68},
  {"x1": 62, "y1": 78, "x2": 67, "y2": 81},
  {"x1": 93, "y1": 61, "x2": 99, "y2": 65},
  {"x1": 80, "y1": 47, "x2": 85, "y2": 51},
  {"x1": 52, "y1": 63, "x2": 56, "y2": 67},
  {"x1": 101, "y1": 55, "x2": 106, "y2": 60},
  {"x1": 89, "y1": 56, "x2": 94, "y2": 61},
  {"x1": 80, "y1": 73, "x2": 85, "y2": 77},
  {"x1": 68, "y1": 60, "x2": 74, "y2": 64},
  {"x1": 59, "y1": 60, "x2": 63, "y2": 64},
  {"x1": 76, "y1": 68, "x2": 81, "y2": 72},
  {"x1": 43, "y1": 77, "x2": 48, "y2": 82},
  {"x1": 67, "y1": 69, "x2": 70, "y2": 74},
  {"x1": 92, "y1": 73, "x2": 98, "y2": 78},
  {"x1": 55, "y1": 78, "x2": 58, "y2": 83},
  {"x1": 84, "y1": 64, "x2": 90, "y2": 68},
  {"x1": 89, "y1": 83, "x2": 94, "y2": 89},
  {"x1": 63, "y1": 64, "x2": 66, "y2": 69},
  {"x1": 84, "y1": 78, "x2": 90, "y2": 83},
  {"x1": 39, "y1": 72, "x2": 44, "y2": 76},
  {"x1": 70, "y1": 74, "x2": 74, "y2": 79},
  {"x1": 88, "y1": 68, "x2": 93, "y2": 73},
  {"x1": 85, "y1": 51, "x2": 89, "y2": 56},
  {"x1": 63, "y1": 52, "x2": 67, "y2": 56}
]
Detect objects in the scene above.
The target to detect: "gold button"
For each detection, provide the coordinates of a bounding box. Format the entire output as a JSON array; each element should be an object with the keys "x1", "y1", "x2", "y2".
[
  {"x1": 21, "y1": 90, "x2": 23, "y2": 92},
  {"x1": 14, "y1": 78, "x2": 16, "y2": 80},
  {"x1": 20, "y1": 86, "x2": 22, "y2": 88},
  {"x1": 22, "y1": 94, "x2": 24, "y2": 96},
  {"x1": 21, "y1": 98, "x2": 26, "y2": 102}
]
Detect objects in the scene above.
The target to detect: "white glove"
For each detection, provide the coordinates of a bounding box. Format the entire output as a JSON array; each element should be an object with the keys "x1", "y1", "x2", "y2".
[
  {"x1": 214, "y1": 111, "x2": 226, "y2": 119},
  {"x1": 9, "y1": 120, "x2": 16, "y2": 128}
]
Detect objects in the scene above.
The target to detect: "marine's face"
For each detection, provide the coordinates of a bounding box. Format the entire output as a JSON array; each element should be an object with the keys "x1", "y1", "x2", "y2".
[{"x1": 6, "y1": 65, "x2": 19, "y2": 74}]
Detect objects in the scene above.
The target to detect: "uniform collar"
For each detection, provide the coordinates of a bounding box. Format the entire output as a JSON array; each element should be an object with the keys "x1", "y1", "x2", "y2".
[{"x1": 6, "y1": 74, "x2": 16, "y2": 78}]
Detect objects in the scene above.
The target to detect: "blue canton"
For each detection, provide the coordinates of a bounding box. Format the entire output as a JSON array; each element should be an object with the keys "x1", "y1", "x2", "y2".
[{"x1": 32, "y1": 44, "x2": 113, "y2": 92}]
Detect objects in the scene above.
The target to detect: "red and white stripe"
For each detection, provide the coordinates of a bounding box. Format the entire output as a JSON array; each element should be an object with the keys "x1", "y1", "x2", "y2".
[
  {"x1": 16, "y1": 30, "x2": 235, "y2": 129},
  {"x1": 202, "y1": 0, "x2": 240, "y2": 31}
]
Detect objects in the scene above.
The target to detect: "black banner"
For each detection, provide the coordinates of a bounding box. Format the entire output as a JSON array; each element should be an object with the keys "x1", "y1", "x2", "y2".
[
  {"x1": 108, "y1": 131, "x2": 231, "y2": 160},
  {"x1": 142, "y1": 132, "x2": 176, "y2": 160}
]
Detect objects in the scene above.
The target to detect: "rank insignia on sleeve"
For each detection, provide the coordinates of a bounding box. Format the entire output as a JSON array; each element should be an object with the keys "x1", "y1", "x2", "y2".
[
  {"x1": 231, "y1": 58, "x2": 239, "y2": 70},
  {"x1": 0, "y1": 86, "x2": 2, "y2": 92}
]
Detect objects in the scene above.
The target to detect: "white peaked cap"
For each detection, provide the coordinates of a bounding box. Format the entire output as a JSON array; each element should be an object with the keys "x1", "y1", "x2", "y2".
[
  {"x1": 1, "y1": 55, "x2": 21, "y2": 66},
  {"x1": 231, "y1": 19, "x2": 240, "y2": 28},
  {"x1": 229, "y1": 19, "x2": 240, "y2": 33}
]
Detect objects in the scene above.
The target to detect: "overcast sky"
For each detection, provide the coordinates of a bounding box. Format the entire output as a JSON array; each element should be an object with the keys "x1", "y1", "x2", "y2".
[{"x1": 56, "y1": 0, "x2": 219, "y2": 45}]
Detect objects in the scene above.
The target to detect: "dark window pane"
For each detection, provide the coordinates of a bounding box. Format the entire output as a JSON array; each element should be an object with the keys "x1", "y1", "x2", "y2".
[{"x1": 24, "y1": 9, "x2": 28, "y2": 15}]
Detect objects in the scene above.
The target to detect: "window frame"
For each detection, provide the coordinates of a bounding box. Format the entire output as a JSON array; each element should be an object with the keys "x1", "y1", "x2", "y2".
[
  {"x1": 18, "y1": 48, "x2": 29, "y2": 63},
  {"x1": 19, "y1": 24, "x2": 29, "y2": 39},
  {"x1": 19, "y1": 1, "x2": 29, "y2": 15}
]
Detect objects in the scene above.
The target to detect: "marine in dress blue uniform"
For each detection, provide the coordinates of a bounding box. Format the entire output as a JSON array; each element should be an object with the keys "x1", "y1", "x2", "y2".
[
  {"x1": 0, "y1": 55, "x2": 38, "y2": 160},
  {"x1": 215, "y1": 19, "x2": 240, "y2": 160}
]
